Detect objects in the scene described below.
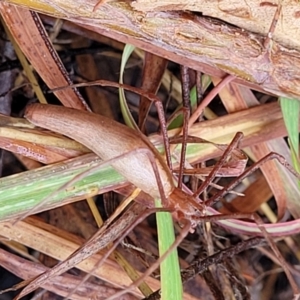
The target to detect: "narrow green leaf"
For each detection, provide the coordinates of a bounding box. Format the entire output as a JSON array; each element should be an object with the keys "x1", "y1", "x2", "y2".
[
  {"x1": 119, "y1": 44, "x2": 139, "y2": 130},
  {"x1": 155, "y1": 199, "x2": 182, "y2": 300},
  {"x1": 280, "y1": 97, "x2": 300, "y2": 173}
]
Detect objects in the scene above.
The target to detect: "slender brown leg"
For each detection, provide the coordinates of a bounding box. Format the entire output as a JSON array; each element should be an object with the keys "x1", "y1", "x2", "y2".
[
  {"x1": 194, "y1": 132, "x2": 244, "y2": 198},
  {"x1": 152, "y1": 96, "x2": 173, "y2": 170},
  {"x1": 195, "y1": 70, "x2": 204, "y2": 111},
  {"x1": 263, "y1": 3, "x2": 282, "y2": 51},
  {"x1": 188, "y1": 75, "x2": 235, "y2": 128},
  {"x1": 205, "y1": 152, "x2": 300, "y2": 208},
  {"x1": 178, "y1": 66, "x2": 191, "y2": 189}
]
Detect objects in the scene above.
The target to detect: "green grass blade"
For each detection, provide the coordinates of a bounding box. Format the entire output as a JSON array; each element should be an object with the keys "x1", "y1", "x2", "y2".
[
  {"x1": 0, "y1": 154, "x2": 126, "y2": 221},
  {"x1": 119, "y1": 44, "x2": 139, "y2": 130},
  {"x1": 280, "y1": 97, "x2": 300, "y2": 173},
  {"x1": 155, "y1": 199, "x2": 182, "y2": 300}
]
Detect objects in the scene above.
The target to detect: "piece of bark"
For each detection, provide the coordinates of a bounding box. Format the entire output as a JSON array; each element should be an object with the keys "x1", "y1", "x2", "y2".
[
  {"x1": 1, "y1": 1, "x2": 300, "y2": 99},
  {"x1": 132, "y1": 0, "x2": 300, "y2": 53}
]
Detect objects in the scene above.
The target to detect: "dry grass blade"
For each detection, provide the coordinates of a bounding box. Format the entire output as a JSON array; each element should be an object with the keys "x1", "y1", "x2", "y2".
[
  {"x1": 1, "y1": 5, "x2": 88, "y2": 110},
  {"x1": 0, "y1": 215, "x2": 166, "y2": 298},
  {"x1": 0, "y1": 249, "x2": 137, "y2": 300},
  {"x1": 138, "y1": 52, "x2": 168, "y2": 133},
  {"x1": 0, "y1": 115, "x2": 89, "y2": 163}
]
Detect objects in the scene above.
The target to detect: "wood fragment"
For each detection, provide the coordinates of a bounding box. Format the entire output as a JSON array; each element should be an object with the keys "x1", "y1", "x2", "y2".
[{"x1": 2, "y1": 2, "x2": 300, "y2": 99}]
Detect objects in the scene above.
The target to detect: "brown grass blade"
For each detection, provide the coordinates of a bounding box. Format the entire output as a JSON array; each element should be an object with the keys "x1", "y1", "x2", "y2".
[
  {"x1": 0, "y1": 215, "x2": 158, "y2": 298},
  {"x1": 1, "y1": 5, "x2": 88, "y2": 110},
  {"x1": 0, "y1": 115, "x2": 89, "y2": 163},
  {"x1": 0, "y1": 249, "x2": 138, "y2": 300},
  {"x1": 139, "y1": 52, "x2": 168, "y2": 132}
]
